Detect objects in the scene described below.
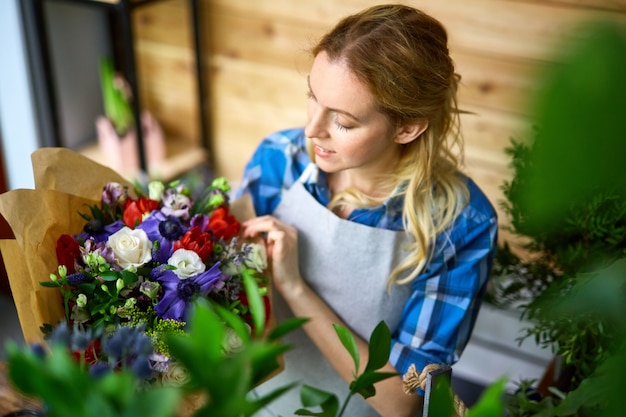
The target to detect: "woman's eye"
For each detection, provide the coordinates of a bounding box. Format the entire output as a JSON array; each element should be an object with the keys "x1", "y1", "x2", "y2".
[{"x1": 333, "y1": 118, "x2": 349, "y2": 132}]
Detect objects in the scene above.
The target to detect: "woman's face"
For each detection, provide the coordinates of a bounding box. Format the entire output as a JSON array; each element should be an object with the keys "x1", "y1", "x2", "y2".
[{"x1": 304, "y1": 51, "x2": 403, "y2": 177}]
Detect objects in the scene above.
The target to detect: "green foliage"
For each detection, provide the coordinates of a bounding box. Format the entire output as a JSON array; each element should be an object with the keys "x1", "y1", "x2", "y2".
[
  {"x1": 295, "y1": 321, "x2": 399, "y2": 417},
  {"x1": 489, "y1": 18, "x2": 626, "y2": 417},
  {"x1": 7, "y1": 342, "x2": 181, "y2": 417}
]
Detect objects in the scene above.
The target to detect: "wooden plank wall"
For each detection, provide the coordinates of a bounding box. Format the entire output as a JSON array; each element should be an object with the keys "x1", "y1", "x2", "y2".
[{"x1": 132, "y1": 0, "x2": 626, "y2": 244}]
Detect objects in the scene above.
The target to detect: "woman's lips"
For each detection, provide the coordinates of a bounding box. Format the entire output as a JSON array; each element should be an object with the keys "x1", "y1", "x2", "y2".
[{"x1": 314, "y1": 144, "x2": 335, "y2": 158}]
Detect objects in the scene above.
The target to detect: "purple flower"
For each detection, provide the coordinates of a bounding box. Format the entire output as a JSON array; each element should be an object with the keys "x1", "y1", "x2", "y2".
[
  {"x1": 76, "y1": 219, "x2": 125, "y2": 243},
  {"x1": 102, "y1": 182, "x2": 128, "y2": 207},
  {"x1": 155, "y1": 263, "x2": 225, "y2": 321},
  {"x1": 138, "y1": 212, "x2": 187, "y2": 264}
]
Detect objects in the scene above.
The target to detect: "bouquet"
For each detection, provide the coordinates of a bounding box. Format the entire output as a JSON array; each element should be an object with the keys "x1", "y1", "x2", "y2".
[{"x1": 0, "y1": 148, "x2": 271, "y2": 388}]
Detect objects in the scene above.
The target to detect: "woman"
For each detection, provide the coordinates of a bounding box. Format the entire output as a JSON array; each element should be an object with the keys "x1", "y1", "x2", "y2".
[{"x1": 238, "y1": 4, "x2": 498, "y2": 416}]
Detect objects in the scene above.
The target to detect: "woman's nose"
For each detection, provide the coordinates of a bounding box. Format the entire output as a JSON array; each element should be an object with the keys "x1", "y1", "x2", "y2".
[{"x1": 304, "y1": 101, "x2": 329, "y2": 139}]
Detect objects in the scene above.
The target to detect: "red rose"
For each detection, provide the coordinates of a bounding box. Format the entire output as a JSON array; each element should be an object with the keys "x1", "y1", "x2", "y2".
[
  {"x1": 173, "y1": 227, "x2": 214, "y2": 261},
  {"x1": 123, "y1": 197, "x2": 160, "y2": 227},
  {"x1": 207, "y1": 207, "x2": 241, "y2": 240},
  {"x1": 56, "y1": 234, "x2": 80, "y2": 274}
]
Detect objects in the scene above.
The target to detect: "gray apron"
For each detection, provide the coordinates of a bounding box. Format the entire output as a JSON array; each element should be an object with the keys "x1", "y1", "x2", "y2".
[{"x1": 252, "y1": 164, "x2": 413, "y2": 416}]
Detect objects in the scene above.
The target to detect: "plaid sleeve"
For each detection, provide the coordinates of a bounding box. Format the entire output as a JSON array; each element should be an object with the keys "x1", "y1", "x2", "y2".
[
  {"x1": 235, "y1": 128, "x2": 309, "y2": 216},
  {"x1": 389, "y1": 187, "x2": 498, "y2": 380}
]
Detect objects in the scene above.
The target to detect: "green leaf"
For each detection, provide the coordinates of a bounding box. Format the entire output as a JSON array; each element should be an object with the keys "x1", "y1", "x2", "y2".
[
  {"x1": 295, "y1": 384, "x2": 340, "y2": 416},
  {"x1": 213, "y1": 302, "x2": 251, "y2": 346},
  {"x1": 364, "y1": 321, "x2": 391, "y2": 373},
  {"x1": 349, "y1": 371, "x2": 398, "y2": 399},
  {"x1": 246, "y1": 383, "x2": 298, "y2": 417},
  {"x1": 268, "y1": 317, "x2": 308, "y2": 341},
  {"x1": 466, "y1": 377, "x2": 507, "y2": 417},
  {"x1": 243, "y1": 270, "x2": 265, "y2": 336},
  {"x1": 120, "y1": 270, "x2": 139, "y2": 286},
  {"x1": 425, "y1": 376, "x2": 457, "y2": 417},
  {"x1": 333, "y1": 324, "x2": 359, "y2": 375},
  {"x1": 247, "y1": 342, "x2": 292, "y2": 386},
  {"x1": 99, "y1": 270, "x2": 120, "y2": 281}
]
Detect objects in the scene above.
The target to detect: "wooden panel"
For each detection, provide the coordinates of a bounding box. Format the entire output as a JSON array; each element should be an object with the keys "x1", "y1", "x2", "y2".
[
  {"x1": 134, "y1": 40, "x2": 199, "y2": 143},
  {"x1": 205, "y1": 0, "x2": 623, "y2": 61},
  {"x1": 512, "y1": 0, "x2": 626, "y2": 13},
  {"x1": 133, "y1": 0, "x2": 193, "y2": 48},
  {"x1": 128, "y1": 0, "x2": 624, "y2": 249}
]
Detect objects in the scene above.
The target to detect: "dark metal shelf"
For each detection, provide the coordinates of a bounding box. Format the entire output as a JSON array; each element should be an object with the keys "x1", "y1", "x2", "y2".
[{"x1": 28, "y1": 0, "x2": 212, "y2": 174}]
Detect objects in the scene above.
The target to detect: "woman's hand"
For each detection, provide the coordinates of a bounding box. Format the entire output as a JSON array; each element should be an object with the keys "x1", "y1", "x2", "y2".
[{"x1": 240, "y1": 216, "x2": 303, "y2": 298}]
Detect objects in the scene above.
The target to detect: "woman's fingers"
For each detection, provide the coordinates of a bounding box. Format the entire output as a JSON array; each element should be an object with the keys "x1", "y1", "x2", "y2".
[{"x1": 241, "y1": 216, "x2": 286, "y2": 238}]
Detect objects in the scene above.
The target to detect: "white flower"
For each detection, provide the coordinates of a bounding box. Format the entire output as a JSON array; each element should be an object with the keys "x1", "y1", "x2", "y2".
[
  {"x1": 160, "y1": 362, "x2": 190, "y2": 387},
  {"x1": 168, "y1": 249, "x2": 206, "y2": 279},
  {"x1": 106, "y1": 227, "x2": 152, "y2": 270},
  {"x1": 244, "y1": 243, "x2": 268, "y2": 273},
  {"x1": 222, "y1": 325, "x2": 250, "y2": 354}
]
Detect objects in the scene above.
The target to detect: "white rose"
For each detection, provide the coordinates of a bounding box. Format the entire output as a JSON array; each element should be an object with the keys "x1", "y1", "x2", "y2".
[
  {"x1": 160, "y1": 362, "x2": 190, "y2": 387},
  {"x1": 222, "y1": 326, "x2": 247, "y2": 354},
  {"x1": 168, "y1": 249, "x2": 206, "y2": 279},
  {"x1": 106, "y1": 227, "x2": 152, "y2": 270},
  {"x1": 244, "y1": 243, "x2": 268, "y2": 272}
]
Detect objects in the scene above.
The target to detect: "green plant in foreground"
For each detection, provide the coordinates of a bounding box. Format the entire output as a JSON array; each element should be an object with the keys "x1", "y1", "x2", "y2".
[
  {"x1": 295, "y1": 321, "x2": 398, "y2": 416},
  {"x1": 489, "y1": 17, "x2": 626, "y2": 417}
]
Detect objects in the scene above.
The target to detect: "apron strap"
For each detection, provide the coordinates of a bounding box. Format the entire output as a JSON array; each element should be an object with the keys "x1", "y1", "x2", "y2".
[{"x1": 297, "y1": 162, "x2": 318, "y2": 184}]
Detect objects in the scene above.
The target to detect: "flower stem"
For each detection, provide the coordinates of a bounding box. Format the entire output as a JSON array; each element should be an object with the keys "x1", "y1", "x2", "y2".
[{"x1": 337, "y1": 393, "x2": 354, "y2": 417}]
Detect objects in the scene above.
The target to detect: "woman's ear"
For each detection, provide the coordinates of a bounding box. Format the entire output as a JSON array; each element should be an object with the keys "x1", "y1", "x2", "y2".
[{"x1": 394, "y1": 120, "x2": 429, "y2": 145}]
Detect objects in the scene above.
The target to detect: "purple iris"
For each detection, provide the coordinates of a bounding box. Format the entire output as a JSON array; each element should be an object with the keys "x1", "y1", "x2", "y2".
[
  {"x1": 154, "y1": 262, "x2": 225, "y2": 321},
  {"x1": 137, "y1": 212, "x2": 187, "y2": 264},
  {"x1": 76, "y1": 219, "x2": 125, "y2": 243}
]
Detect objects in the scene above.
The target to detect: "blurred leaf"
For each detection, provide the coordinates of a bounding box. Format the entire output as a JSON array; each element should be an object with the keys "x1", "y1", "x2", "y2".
[
  {"x1": 522, "y1": 20, "x2": 626, "y2": 232},
  {"x1": 426, "y1": 376, "x2": 456, "y2": 417},
  {"x1": 268, "y1": 317, "x2": 309, "y2": 341},
  {"x1": 243, "y1": 270, "x2": 265, "y2": 336},
  {"x1": 466, "y1": 377, "x2": 507, "y2": 417},
  {"x1": 295, "y1": 384, "x2": 340, "y2": 416}
]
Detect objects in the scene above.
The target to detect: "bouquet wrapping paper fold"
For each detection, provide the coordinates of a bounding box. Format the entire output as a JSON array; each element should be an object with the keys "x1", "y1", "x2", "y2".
[{"x1": 0, "y1": 148, "x2": 134, "y2": 344}]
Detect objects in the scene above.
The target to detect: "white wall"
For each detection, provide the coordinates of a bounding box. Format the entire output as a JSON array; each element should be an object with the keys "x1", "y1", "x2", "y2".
[{"x1": 0, "y1": 0, "x2": 39, "y2": 191}]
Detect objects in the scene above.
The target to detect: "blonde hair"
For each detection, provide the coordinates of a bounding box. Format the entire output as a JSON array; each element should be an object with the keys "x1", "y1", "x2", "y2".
[{"x1": 312, "y1": 4, "x2": 469, "y2": 285}]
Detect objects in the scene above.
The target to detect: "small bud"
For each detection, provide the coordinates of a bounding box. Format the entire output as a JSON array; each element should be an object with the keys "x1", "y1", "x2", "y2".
[
  {"x1": 57, "y1": 265, "x2": 68, "y2": 279},
  {"x1": 124, "y1": 297, "x2": 137, "y2": 309},
  {"x1": 101, "y1": 284, "x2": 110, "y2": 294},
  {"x1": 140, "y1": 281, "x2": 161, "y2": 299},
  {"x1": 116, "y1": 278, "x2": 124, "y2": 292},
  {"x1": 211, "y1": 177, "x2": 231, "y2": 192},
  {"x1": 50, "y1": 273, "x2": 58, "y2": 282},
  {"x1": 148, "y1": 181, "x2": 165, "y2": 200},
  {"x1": 76, "y1": 293, "x2": 87, "y2": 308},
  {"x1": 209, "y1": 193, "x2": 225, "y2": 208}
]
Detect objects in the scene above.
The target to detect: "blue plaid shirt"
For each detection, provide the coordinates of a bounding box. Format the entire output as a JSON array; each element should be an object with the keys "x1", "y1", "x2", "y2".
[{"x1": 236, "y1": 127, "x2": 498, "y2": 378}]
